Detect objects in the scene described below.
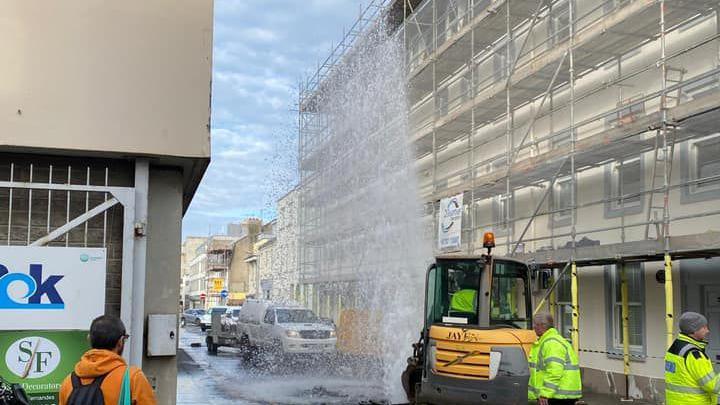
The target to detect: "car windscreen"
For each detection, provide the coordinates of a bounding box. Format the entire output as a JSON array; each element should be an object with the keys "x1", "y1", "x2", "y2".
[
  {"x1": 275, "y1": 309, "x2": 319, "y2": 324},
  {"x1": 195, "y1": 309, "x2": 206, "y2": 315}
]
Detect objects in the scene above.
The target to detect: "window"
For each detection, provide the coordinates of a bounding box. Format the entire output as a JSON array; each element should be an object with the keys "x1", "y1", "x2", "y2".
[
  {"x1": 492, "y1": 194, "x2": 512, "y2": 234},
  {"x1": 460, "y1": 70, "x2": 472, "y2": 102},
  {"x1": 607, "y1": 96, "x2": 645, "y2": 128},
  {"x1": 548, "y1": 1, "x2": 571, "y2": 46},
  {"x1": 551, "y1": 177, "x2": 573, "y2": 226},
  {"x1": 681, "y1": 75, "x2": 719, "y2": 101},
  {"x1": 682, "y1": 134, "x2": 720, "y2": 202},
  {"x1": 606, "y1": 157, "x2": 643, "y2": 217},
  {"x1": 551, "y1": 129, "x2": 572, "y2": 150},
  {"x1": 554, "y1": 270, "x2": 573, "y2": 340},
  {"x1": 263, "y1": 309, "x2": 275, "y2": 324},
  {"x1": 605, "y1": 264, "x2": 645, "y2": 357},
  {"x1": 437, "y1": 86, "x2": 449, "y2": 117},
  {"x1": 428, "y1": 260, "x2": 482, "y2": 325},
  {"x1": 276, "y1": 309, "x2": 318, "y2": 324},
  {"x1": 694, "y1": 135, "x2": 720, "y2": 190},
  {"x1": 490, "y1": 260, "x2": 530, "y2": 329},
  {"x1": 493, "y1": 39, "x2": 516, "y2": 81}
]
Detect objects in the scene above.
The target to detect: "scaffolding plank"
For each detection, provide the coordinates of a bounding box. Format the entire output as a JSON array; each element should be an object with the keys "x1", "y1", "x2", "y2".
[{"x1": 514, "y1": 231, "x2": 720, "y2": 268}]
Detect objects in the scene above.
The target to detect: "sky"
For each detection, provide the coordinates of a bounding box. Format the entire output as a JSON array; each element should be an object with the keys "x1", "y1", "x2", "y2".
[{"x1": 182, "y1": 0, "x2": 364, "y2": 238}]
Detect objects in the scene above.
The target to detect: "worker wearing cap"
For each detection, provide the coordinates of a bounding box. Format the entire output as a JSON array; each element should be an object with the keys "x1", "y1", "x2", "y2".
[
  {"x1": 665, "y1": 311, "x2": 719, "y2": 404},
  {"x1": 528, "y1": 313, "x2": 582, "y2": 405}
]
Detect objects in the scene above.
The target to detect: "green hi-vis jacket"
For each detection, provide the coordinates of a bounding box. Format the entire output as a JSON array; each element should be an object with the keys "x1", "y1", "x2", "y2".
[
  {"x1": 450, "y1": 289, "x2": 477, "y2": 313},
  {"x1": 528, "y1": 327, "x2": 582, "y2": 400},
  {"x1": 665, "y1": 334, "x2": 720, "y2": 405}
]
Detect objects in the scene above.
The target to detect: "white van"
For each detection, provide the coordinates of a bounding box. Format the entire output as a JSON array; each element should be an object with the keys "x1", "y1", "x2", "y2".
[{"x1": 236, "y1": 300, "x2": 336, "y2": 355}]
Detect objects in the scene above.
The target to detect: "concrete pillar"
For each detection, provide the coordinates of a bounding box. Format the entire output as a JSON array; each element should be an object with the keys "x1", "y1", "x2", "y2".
[{"x1": 143, "y1": 167, "x2": 183, "y2": 404}]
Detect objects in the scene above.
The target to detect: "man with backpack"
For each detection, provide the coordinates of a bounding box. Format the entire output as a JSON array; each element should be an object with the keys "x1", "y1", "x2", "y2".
[{"x1": 59, "y1": 315, "x2": 156, "y2": 405}]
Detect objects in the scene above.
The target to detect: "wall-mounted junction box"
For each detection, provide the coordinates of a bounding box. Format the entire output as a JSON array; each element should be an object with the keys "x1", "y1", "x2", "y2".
[{"x1": 147, "y1": 314, "x2": 177, "y2": 357}]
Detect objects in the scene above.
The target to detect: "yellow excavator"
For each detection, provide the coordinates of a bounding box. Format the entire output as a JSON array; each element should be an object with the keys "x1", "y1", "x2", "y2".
[{"x1": 402, "y1": 232, "x2": 537, "y2": 404}]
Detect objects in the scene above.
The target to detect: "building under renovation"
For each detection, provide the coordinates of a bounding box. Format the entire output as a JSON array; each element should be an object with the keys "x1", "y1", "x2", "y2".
[{"x1": 299, "y1": 0, "x2": 720, "y2": 401}]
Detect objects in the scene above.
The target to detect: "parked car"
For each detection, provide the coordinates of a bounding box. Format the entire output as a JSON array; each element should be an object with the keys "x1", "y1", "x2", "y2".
[
  {"x1": 181, "y1": 308, "x2": 205, "y2": 327},
  {"x1": 236, "y1": 300, "x2": 336, "y2": 356},
  {"x1": 200, "y1": 306, "x2": 227, "y2": 332}
]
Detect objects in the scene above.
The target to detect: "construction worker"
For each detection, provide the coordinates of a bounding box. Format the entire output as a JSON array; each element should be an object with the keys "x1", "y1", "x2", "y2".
[
  {"x1": 528, "y1": 313, "x2": 582, "y2": 405},
  {"x1": 449, "y1": 272, "x2": 479, "y2": 320},
  {"x1": 665, "y1": 311, "x2": 720, "y2": 404}
]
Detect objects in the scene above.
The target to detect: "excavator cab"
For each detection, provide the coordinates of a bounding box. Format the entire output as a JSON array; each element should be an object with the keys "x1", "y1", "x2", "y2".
[{"x1": 403, "y1": 233, "x2": 537, "y2": 405}]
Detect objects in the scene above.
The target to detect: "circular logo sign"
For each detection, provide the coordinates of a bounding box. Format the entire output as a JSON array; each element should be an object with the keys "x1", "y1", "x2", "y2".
[
  {"x1": 80, "y1": 254, "x2": 90, "y2": 262},
  {"x1": 5, "y1": 337, "x2": 62, "y2": 379},
  {"x1": 441, "y1": 197, "x2": 461, "y2": 233}
]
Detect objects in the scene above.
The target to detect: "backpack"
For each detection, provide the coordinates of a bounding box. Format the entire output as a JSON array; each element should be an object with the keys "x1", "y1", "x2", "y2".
[
  {"x1": 66, "y1": 368, "x2": 131, "y2": 405},
  {"x1": 66, "y1": 373, "x2": 107, "y2": 405}
]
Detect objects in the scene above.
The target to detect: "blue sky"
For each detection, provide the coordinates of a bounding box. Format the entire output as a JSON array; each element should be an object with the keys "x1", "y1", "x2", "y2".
[{"x1": 183, "y1": 0, "x2": 363, "y2": 238}]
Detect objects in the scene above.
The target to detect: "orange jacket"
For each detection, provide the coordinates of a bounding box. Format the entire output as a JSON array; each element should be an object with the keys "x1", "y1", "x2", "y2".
[{"x1": 59, "y1": 349, "x2": 157, "y2": 405}]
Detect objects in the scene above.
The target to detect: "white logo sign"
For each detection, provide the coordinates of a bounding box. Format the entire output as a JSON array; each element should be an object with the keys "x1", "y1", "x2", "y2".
[
  {"x1": 438, "y1": 193, "x2": 463, "y2": 251},
  {"x1": 5, "y1": 337, "x2": 61, "y2": 379},
  {"x1": 0, "y1": 246, "x2": 106, "y2": 330}
]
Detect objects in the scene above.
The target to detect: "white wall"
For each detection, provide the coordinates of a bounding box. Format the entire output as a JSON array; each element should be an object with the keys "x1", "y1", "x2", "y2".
[{"x1": 0, "y1": 1, "x2": 212, "y2": 159}]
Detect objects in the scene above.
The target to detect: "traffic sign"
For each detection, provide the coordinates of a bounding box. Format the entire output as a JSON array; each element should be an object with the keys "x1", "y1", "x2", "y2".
[
  {"x1": 199, "y1": 292, "x2": 206, "y2": 300},
  {"x1": 220, "y1": 290, "x2": 228, "y2": 299}
]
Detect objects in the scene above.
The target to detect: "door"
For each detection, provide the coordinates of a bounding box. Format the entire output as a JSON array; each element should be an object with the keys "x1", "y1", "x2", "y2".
[
  {"x1": 704, "y1": 286, "x2": 720, "y2": 372},
  {"x1": 259, "y1": 309, "x2": 276, "y2": 346}
]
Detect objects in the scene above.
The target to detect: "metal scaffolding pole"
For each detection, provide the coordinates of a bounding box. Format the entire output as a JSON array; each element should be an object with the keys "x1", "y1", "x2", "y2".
[
  {"x1": 469, "y1": 0, "x2": 476, "y2": 254},
  {"x1": 568, "y1": 0, "x2": 579, "y2": 355},
  {"x1": 659, "y1": 0, "x2": 675, "y2": 350},
  {"x1": 505, "y1": 0, "x2": 513, "y2": 254},
  {"x1": 620, "y1": 263, "x2": 631, "y2": 400}
]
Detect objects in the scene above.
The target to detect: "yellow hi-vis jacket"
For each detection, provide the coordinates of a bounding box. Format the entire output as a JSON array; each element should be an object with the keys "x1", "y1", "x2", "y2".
[
  {"x1": 665, "y1": 334, "x2": 720, "y2": 405},
  {"x1": 528, "y1": 327, "x2": 582, "y2": 400}
]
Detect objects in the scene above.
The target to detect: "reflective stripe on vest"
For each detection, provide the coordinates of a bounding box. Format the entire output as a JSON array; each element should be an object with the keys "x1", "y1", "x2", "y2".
[
  {"x1": 698, "y1": 371, "x2": 716, "y2": 387},
  {"x1": 666, "y1": 383, "x2": 706, "y2": 395}
]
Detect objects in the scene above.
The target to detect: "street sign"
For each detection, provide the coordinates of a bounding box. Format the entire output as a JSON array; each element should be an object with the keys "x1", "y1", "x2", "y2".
[
  {"x1": 220, "y1": 290, "x2": 228, "y2": 298},
  {"x1": 211, "y1": 278, "x2": 223, "y2": 292},
  {"x1": 199, "y1": 292, "x2": 206, "y2": 300}
]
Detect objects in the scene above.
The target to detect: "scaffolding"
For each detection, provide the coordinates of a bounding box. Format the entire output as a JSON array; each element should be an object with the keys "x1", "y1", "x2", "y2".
[{"x1": 299, "y1": 0, "x2": 720, "y2": 390}]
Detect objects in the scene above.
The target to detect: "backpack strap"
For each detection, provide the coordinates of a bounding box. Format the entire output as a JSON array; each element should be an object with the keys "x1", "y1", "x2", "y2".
[
  {"x1": 70, "y1": 371, "x2": 110, "y2": 389},
  {"x1": 70, "y1": 372, "x2": 81, "y2": 389},
  {"x1": 91, "y1": 372, "x2": 109, "y2": 388}
]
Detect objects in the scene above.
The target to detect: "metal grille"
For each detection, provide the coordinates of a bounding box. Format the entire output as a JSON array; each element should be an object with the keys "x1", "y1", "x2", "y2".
[{"x1": 0, "y1": 155, "x2": 133, "y2": 315}]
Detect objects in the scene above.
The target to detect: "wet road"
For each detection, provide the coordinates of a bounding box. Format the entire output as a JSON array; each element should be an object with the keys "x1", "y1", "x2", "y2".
[
  {"x1": 176, "y1": 325, "x2": 387, "y2": 405},
  {"x1": 176, "y1": 325, "x2": 653, "y2": 404}
]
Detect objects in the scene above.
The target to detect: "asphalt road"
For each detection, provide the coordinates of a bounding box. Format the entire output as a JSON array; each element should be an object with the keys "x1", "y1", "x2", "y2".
[
  {"x1": 176, "y1": 325, "x2": 654, "y2": 404},
  {"x1": 176, "y1": 325, "x2": 387, "y2": 405}
]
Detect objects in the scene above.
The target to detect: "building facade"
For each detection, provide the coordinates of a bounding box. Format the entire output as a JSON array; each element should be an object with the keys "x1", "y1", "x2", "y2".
[
  {"x1": 181, "y1": 236, "x2": 206, "y2": 309},
  {"x1": 299, "y1": 0, "x2": 720, "y2": 401},
  {"x1": 228, "y1": 218, "x2": 262, "y2": 296},
  {"x1": 1, "y1": 1, "x2": 213, "y2": 403},
  {"x1": 275, "y1": 189, "x2": 300, "y2": 301}
]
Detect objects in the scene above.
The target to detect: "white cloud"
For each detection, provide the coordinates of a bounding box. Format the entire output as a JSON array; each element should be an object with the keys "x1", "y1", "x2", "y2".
[{"x1": 183, "y1": 0, "x2": 364, "y2": 238}]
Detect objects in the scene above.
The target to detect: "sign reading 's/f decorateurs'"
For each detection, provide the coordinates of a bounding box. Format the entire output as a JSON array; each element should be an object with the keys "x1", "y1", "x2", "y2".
[
  {"x1": 438, "y1": 193, "x2": 463, "y2": 252},
  {"x1": 0, "y1": 246, "x2": 106, "y2": 330}
]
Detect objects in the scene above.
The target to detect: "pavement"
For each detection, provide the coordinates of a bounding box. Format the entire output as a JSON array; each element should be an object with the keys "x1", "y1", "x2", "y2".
[{"x1": 176, "y1": 326, "x2": 655, "y2": 404}]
